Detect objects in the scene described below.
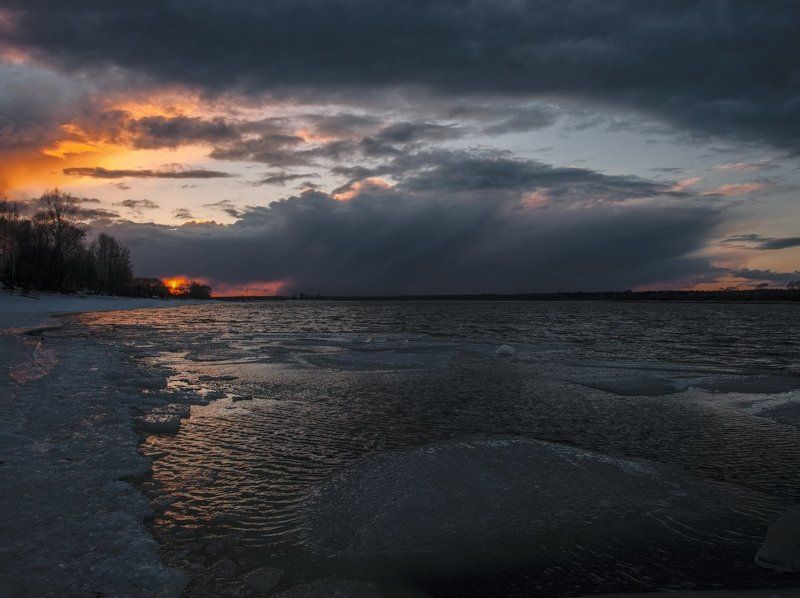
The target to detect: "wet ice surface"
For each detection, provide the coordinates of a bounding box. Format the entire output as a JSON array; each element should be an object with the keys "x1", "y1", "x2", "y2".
[
  {"x1": 0, "y1": 321, "x2": 187, "y2": 597},
  {"x1": 72, "y1": 301, "x2": 800, "y2": 596}
]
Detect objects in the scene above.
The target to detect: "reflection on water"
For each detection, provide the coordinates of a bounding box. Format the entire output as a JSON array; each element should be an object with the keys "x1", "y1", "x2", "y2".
[
  {"x1": 76, "y1": 301, "x2": 800, "y2": 596},
  {"x1": 7, "y1": 331, "x2": 59, "y2": 385}
]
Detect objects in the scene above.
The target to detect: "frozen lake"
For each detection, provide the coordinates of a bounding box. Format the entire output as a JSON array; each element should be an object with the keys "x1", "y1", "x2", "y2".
[{"x1": 74, "y1": 301, "x2": 800, "y2": 596}]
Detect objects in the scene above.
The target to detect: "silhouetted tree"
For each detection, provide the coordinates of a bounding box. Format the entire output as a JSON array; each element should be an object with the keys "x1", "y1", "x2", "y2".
[
  {"x1": 0, "y1": 189, "x2": 140, "y2": 294},
  {"x1": 188, "y1": 281, "x2": 212, "y2": 299},
  {"x1": 90, "y1": 232, "x2": 133, "y2": 294},
  {"x1": 0, "y1": 201, "x2": 21, "y2": 285},
  {"x1": 129, "y1": 277, "x2": 170, "y2": 298},
  {"x1": 31, "y1": 189, "x2": 89, "y2": 289}
]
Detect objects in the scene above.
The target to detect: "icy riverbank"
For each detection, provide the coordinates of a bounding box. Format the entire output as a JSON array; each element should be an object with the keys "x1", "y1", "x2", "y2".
[
  {"x1": 0, "y1": 290, "x2": 185, "y2": 330},
  {"x1": 0, "y1": 292, "x2": 199, "y2": 596}
]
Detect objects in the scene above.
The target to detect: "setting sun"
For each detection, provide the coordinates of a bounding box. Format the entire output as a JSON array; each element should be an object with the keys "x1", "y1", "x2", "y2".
[{"x1": 163, "y1": 277, "x2": 190, "y2": 295}]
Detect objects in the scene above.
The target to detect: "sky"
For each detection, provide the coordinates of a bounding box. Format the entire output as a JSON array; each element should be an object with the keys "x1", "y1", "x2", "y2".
[{"x1": 1, "y1": 0, "x2": 799, "y2": 295}]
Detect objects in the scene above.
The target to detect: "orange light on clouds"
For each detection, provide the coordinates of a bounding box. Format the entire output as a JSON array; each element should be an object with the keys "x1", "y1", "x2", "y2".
[
  {"x1": 702, "y1": 182, "x2": 767, "y2": 196},
  {"x1": 294, "y1": 128, "x2": 338, "y2": 144},
  {"x1": 669, "y1": 177, "x2": 701, "y2": 192},
  {"x1": 0, "y1": 91, "x2": 215, "y2": 198},
  {"x1": 521, "y1": 189, "x2": 549, "y2": 208},
  {"x1": 333, "y1": 177, "x2": 392, "y2": 201}
]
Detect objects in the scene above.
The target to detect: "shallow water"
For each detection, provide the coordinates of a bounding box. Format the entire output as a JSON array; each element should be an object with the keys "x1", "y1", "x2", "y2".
[{"x1": 75, "y1": 301, "x2": 800, "y2": 596}]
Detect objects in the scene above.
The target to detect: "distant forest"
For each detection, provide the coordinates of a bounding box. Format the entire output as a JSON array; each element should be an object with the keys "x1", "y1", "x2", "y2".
[
  {"x1": 223, "y1": 288, "x2": 800, "y2": 302},
  {"x1": 0, "y1": 189, "x2": 211, "y2": 299}
]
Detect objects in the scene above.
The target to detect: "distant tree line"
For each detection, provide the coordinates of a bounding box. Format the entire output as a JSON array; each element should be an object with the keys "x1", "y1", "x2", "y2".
[
  {"x1": 223, "y1": 288, "x2": 800, "y2": 302},
  {"x1": 0, "y1": 189, "x2": 212, "y2": 299}
]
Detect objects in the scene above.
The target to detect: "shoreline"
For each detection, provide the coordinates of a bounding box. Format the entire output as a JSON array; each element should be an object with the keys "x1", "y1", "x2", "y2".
[
  {"x1": 0, "y1": 290, "x2": 204, "y2": 331},
  {"x1": 0, "y1": 292, "x2": 205, "y2": 596}
]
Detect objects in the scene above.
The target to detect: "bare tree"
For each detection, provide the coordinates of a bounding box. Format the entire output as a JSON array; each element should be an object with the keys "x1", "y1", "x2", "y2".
[
  {"x1": 0, "y1": 201, "x2": 21, "y2": 284},
  {"x1": 32, "y1": 188, "x2": 85, "y2": 288},
  {"x1": 90, "y1": 232, "x2": 132, "y2": 294}
]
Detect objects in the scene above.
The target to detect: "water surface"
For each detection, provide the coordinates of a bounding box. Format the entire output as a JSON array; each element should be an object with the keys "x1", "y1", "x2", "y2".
[{"x1": 76, "y1": 301, "x2": 800, "y2": 596}]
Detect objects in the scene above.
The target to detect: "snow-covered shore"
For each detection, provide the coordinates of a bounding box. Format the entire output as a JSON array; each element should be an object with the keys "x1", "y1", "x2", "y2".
[
  {"x1": 0, "y1": 290, "x2": 189, "y2": 331},
  {"x1": 0, "y1": 291, "x2": 196, "y2": 597}
]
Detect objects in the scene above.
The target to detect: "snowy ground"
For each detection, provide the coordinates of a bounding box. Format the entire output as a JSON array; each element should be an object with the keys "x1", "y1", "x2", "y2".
[
  {"x1": 0, "y1": 290, "x2": 185, "y2": 330},
  {"x1": 0, "y1": 291, "x2": 198, "y2": 597}
]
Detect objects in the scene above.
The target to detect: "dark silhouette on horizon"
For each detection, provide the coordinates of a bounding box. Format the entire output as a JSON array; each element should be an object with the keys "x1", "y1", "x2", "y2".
[{"x1": 0, "y1": 189, "x2": 211, "y2": 299}]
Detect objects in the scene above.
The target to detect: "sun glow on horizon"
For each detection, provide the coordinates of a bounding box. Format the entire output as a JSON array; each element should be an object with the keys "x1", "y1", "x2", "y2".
[{"x1": 162, "y1": 276, "x2": 191, "y2": 295}]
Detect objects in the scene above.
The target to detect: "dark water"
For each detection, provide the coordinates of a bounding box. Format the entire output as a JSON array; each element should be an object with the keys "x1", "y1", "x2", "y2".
[{"x1": 76, "y1": 301, "x2": 800, "y2": 596}]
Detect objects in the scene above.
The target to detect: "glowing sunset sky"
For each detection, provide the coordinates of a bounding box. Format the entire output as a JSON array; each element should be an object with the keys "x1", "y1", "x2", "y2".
[{"x1": 1, "y1": 1, "x2": 799, "y2": 294}]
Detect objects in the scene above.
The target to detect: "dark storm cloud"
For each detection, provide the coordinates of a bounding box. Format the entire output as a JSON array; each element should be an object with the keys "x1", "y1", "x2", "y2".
[
  {"x1": 723, "y1": 234, "x2": 800, "y2": 250},
  {"x1": 127, "y1": 115, "x2": 238, "y2": 149},
  {"x1": 4, "y1": 1, "x2": 800, "y2": 150},
  {"x1": 209, "y1": 134, "x2": 307, "y2": 166},
  {"x1": 758, "y1": 237, "x2": 800, "y2": 250},
  {"x1": 63, "y1": 167, "x2": 236, "y2": 179},
  {"x1": 61, "y1": 110, "x2": 243, "y2": 150},
  {"x1": 0, "y1": 63, "x2": 83, "y2": 149},
  {"x1": 93, "y1": 154, "x2": 722, "y2": 294},
  {"x1": 208, "y1": 125, "x2": 454, "y2": 167},
  {"x1": 732, "y1": 268, "x2": 800, "y2": 285},
  {"x1": 396, "y1": 154, "x2": 673, "y2": 201}
]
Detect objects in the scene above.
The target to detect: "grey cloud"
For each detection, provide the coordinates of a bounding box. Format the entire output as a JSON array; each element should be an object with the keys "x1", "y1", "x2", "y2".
[
  {"x1": 128, "y1": 115, "x2": 238, "y2": 149},
  {"x1": 397, "y1": 154, "x2": 674, "y2": 202},
  {"x1": 94, "y1": 154, "x2": 722, "y2": 294},
  {"x1": 758, "y1": 237, "x2": 800, "y2": 250},
  {"x1": 0, "y1": 62, "x2": 84, "y2": 149},
  {"x1": 301, "y1": 113, "x2": 382, "y2": 137},
  {"x1": 63, "y1": 167, "x2": 236, "y2": 179},
  {"x1": 481, "y1": 107, "x2": 559, "y2": 135},
  {"x1": 202, "y1": 199, "x2": 242, "y2": 218},
  {"x1": 5, "y1": 1, "x2": 800, "y2": 150},
  {"x1": 209, "y1": 134, "x2": 306, "y2": 165},
  {"x1": 373, "y1": 122, "x2": 460, "y2": 144},
  {"x1": 173, "y1": 208, "x2": 195, "y2": 220},
  {"x1": 724, "y1": 234, "x2": 800, "y2": 250},
  {"x1": 74, "y1": 206, "x2": 119, "y2": 221},
  {"x1": 253, "y1": 172, "x2": 320, "y2": 186},
  {"x1": 732, "y1": 268, "x2": 800, "y2": 285},
  {"x1": 114, "y1": 198, "x2": 159, "y2": 210}
]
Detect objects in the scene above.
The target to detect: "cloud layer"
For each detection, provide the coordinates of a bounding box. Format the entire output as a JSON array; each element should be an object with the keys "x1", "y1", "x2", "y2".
[
  {"x1": 5, "y1": 1, "x2": 800, "y2": 151},
  {"x1": 2, "y1": 2, "x2": 798, "y2": 292},
  {"x1": 96, "y1": 153, "x2": 722, "y2": 294},
  {"x1": 63, "y1": 167, "x2": 235, "y2": 179}
]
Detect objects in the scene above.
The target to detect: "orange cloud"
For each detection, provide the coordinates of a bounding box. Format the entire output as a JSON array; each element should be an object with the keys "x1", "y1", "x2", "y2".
[
  {"x1": 714, "y1": 161, "x2": 771, "y2": 172},
  {"x1": 333, "y1": 177, "x2": 392, "y2": 201},
  {"x1": 0, "y1": 92, "x2": 221, "y2": 198},
  {"x1": 703, "y1": 182, "x2": 767, "y2": 196},
  {"x1": 521, "y1": 189, "x2": 549, "y2": 208},
  {"x1": 669, "y1": 177, "x2": 701, "y2": 192}
]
